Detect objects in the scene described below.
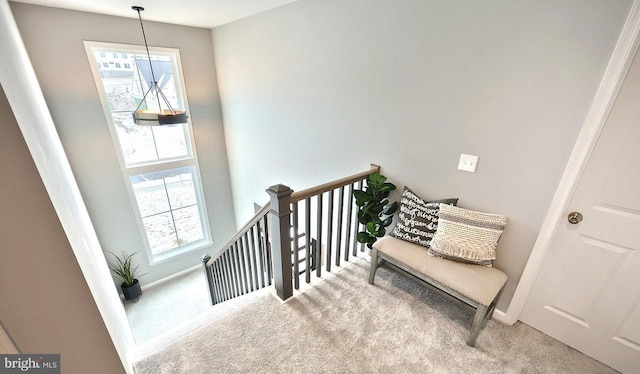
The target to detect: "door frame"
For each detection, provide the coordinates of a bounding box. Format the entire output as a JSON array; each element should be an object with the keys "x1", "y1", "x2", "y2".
[{"x1": 505, "y1": 0, "x2": 640, "y2": 325}]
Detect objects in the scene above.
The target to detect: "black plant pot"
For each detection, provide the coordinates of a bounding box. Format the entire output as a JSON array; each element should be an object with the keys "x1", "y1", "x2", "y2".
[{"x1": 122, "y1": 279, "x2": 142, "y2": 303}]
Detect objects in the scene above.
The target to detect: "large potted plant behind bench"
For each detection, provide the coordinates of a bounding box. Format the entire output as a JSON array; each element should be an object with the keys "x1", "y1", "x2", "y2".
[
  {"x1": 354, "y1": 172, "x2": 398, "y2": 248},
  {"x1": 107, "y1": 251, "x2": 146, "y2": 303}
]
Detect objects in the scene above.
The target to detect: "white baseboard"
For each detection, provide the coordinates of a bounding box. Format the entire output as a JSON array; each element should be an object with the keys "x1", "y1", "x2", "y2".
[
  {"x1": 119, "y1": 265, "x2": 203, "y2": 300},
  {"x1": 141, "y1": 265, "x2": 202, "y2": 291},
  {"x1": 491, "y1": 309, "x2": 512, "y2": 325}
]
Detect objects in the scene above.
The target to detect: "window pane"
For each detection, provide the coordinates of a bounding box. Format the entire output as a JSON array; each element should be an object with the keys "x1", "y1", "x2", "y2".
[
  {"x1": 174, "y1": 205, "x2": 204, "y2": 244},
  {"x1": 164, "y1": 168, "x2": 196, "y2": 209},
  {"x1": 113, "y1": 112, "x2": 158, "y2": 164},
  {"x1": 152, "y1": 125, "x2": 188, "y2": 159},
  {"x1": 130, "y1": 167, "x2": 205, "y2": 254},
  {"x1": 102, "y1": 74, "x2": 137, "y2": 112},
  {"x1": 94, "y1": 49, "x2": 190, "y2": 166},
  {"x1": 143, "y1": 213, "x2": 177, "y2": 255},
  {"x1": 134, "y1": 55, "x2": 181, "y2": 112},
  {"x1": 131, "y1": 172, "x2": 170, "y2": 217}
]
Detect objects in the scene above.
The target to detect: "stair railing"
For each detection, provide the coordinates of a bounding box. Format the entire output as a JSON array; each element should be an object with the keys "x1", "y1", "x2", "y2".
[{"x1": 202, "y1": 164, "x2": 380, "y2": 305}]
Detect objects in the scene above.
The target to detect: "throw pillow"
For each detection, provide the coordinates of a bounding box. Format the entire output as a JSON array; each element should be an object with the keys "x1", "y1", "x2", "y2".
[
  {"x1": 428, "y1": 204, "x2": 507, "y2": 266},
  {"x1": 390, "y1": 186, "x2": 458, "y2": 247}
]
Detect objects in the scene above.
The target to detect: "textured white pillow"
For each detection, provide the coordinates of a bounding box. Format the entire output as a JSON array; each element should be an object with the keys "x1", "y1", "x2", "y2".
[{"x1": 428, "y1": 204, "x2": 507, "y2": 266}]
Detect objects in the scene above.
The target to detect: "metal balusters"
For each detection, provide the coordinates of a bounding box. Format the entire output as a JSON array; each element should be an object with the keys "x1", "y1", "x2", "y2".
[
  {"x1": 210, "y1": 260, "x2": 221, "y2": 302},
  {"x1": 335, "y1": 186, "x2": 345, "y2": 267},
  {"x1": 237, "y1": 237, "x2": 246, "y2": 294},
  {"x1": 256, "y1": 220, "x2": 266, "y2": 289},
  {"x1": 222, "y1": 250, "x2": 237, "y2": 297},
  {"x1": 344, "y1": 183, "x2": 354, "y2": 262},
  {"x1": 264, "y1": 216, "x2": 273, "y2": 286},
  {"x1": 326, "y1": 190, "x2": 334, "y2": 272},
  {"x1": 316, "y1": 193, "x2": 323, "y2": 278},
  {"x1": 244, "y1": 233, "x2": 253, "y2": 292},
  {"x1": 292, "y1": 202, "x2": 300, "y2": 289},
  {"x1": 249, "y1": 226, "x2": 259, "y2": 290},
  {"x1": 353, "y1": 179, "x2": 364, "y2": 256},
  {"x1": 263, "y1": 214, "x2": 272, "y2": 286},
  {"x1": 201, "y1": 165, "x2": 381, "y2": 305},
  {"x1": 305, "y1": 198, "x2": 312, "y2": 283},
  {"x1": 214, "y1": 259, "x2": 227, "y2": 302},
  {"x1": 233, "y1": 243, "x2": 244, "y2": 295}
]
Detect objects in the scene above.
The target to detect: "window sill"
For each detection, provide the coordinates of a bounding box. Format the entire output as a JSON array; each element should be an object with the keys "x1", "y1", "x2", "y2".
[{"x1": 148, "y1": 239, "x2": 213, "y2": 266}]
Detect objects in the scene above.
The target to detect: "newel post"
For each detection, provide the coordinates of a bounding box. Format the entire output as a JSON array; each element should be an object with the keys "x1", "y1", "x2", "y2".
[
  {"x1": 200, "y1": 254, "x2": 215, "y2": 305},
  {"x1": 266, "y1": 184, "x2": 293, "y2": 301}
]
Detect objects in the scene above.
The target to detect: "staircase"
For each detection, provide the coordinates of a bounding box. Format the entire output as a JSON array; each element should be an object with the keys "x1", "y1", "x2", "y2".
[{"x1": 201, "y1": 164, "x2": 380, "y2": 305}]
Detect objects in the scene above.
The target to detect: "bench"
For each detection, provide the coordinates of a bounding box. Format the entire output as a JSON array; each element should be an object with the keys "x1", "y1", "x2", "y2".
[{"x1": 368, "y1": 236, "x2": 508, "y2": 347}]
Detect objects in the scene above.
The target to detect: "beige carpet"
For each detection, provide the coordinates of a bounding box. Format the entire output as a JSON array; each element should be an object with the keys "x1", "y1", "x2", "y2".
[
  {"x1": 134, "y1": 258, "x2": 617, "y2": 373},
  {"x1": 125, "y1": 269, "x2": 210, "y2": 344}
]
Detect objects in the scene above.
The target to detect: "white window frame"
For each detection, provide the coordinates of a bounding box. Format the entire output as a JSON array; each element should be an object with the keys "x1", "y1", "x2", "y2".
[{"x1": 84, "y1": 41, "x2": 212, "y2": 265}]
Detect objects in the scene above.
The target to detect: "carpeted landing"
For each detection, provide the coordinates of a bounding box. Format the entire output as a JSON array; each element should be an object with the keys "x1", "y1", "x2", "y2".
[{"x1": 134, "y1": 258, "x2": 617, "y2": 373}]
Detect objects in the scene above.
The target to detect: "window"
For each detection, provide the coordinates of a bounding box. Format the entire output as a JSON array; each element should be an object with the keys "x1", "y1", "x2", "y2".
[
  {"x1": 124, "y1": 63, "x2": 131, "y2": 69},
  {"x1": 102, "y1": 62, "x2": 109, "y2": 68},
  {"x1": 115, "y1": 63, "x2": 121, "y2": 68},
  {"x1": 85, "y1": 41, "x2": 211, "y2": 263}
]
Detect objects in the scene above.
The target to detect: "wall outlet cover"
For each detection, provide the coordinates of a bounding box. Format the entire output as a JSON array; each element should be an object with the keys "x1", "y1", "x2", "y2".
[{"x1": 458, "y1": 154, "x2": 479, "y2": 173}]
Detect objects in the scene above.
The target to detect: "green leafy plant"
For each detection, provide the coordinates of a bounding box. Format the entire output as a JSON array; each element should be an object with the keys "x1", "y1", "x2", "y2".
[
  {"x1": 354, "y1": 172, "x2": 398, "y2": 248},
  {"x1": 106, "y1": 251, "x2": 146, "y2": 287}
]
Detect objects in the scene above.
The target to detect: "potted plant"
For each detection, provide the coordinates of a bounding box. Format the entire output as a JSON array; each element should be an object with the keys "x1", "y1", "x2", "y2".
[
  {"x1": 354, "y1": 172, "x2": 398, "y2": 248},
  {"x1": 106, "y1": 251, "x2": 146, "y2": 303}
]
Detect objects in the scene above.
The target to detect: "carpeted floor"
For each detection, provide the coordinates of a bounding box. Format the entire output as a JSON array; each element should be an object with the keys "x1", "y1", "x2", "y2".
[
  {"x1": 134, "y1": 258, "x2": 617, "y2": 373},
  {"x1": 125, "y1": 269, "x2": 211, "y2": 344}
]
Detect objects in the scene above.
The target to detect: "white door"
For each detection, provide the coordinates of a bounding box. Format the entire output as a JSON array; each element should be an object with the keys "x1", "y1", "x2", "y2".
[{"x1": 519, "y1": 46, "x2": 640, "y2": 373}]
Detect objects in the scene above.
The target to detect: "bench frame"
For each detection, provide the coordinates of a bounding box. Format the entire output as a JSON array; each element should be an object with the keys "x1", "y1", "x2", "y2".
[{"x1": 368, "y1": 248, "x2": 504, "y2": 347}]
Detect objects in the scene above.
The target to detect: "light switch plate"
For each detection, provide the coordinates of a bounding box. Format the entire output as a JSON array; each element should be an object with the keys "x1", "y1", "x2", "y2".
[{"x1": 458, "y1": 154, "x2": 478, "y2": 173}]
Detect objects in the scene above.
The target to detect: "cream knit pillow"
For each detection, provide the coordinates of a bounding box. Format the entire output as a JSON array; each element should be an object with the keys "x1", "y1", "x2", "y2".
[{"x1": 428, "y1": 204, "x2": 507, "y2": 266}]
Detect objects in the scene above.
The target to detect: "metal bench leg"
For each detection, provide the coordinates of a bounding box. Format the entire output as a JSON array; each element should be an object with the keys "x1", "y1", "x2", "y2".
[
  {"x1": 467, "y1": 304, "x2": 489, "y2": 347},
  {"x1": 368, "y1": 249, "x2": 379, "y2": 284}
]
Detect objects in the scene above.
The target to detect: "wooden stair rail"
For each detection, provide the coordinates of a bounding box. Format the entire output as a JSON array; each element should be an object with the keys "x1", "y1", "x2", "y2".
[{"x1": 290, "y1": 164, "x2": 380, "y2": 203}]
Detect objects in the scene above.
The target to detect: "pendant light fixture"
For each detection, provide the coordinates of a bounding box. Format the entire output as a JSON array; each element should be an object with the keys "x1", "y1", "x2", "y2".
[{"x1": 131, "y1": 6, "x2": 187, "y2": 126}]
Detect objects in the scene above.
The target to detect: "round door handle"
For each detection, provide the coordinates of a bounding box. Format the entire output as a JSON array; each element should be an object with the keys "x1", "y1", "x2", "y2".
[{"x1": 568, "y1": 211, "x2": 583, "y2": 224}]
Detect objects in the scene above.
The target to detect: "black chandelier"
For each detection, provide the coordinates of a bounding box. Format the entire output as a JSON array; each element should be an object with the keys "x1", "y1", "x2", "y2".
[{"x1": 131, "y1": 6, "x2": 187, "y2": 126}]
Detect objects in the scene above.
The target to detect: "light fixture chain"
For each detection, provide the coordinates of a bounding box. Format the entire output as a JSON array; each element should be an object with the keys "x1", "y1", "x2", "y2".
[{"x1": 133, "y1": 7, "x2": 176, "y2": 115}]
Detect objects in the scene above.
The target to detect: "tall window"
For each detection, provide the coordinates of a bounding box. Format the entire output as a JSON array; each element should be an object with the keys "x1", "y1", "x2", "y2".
[{"x1": 85, "y1": 41, "x2": 210, "y2": 263}]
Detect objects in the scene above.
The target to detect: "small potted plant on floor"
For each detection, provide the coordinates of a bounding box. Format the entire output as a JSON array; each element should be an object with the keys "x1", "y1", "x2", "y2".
[{"x1": 106, "y1": 251, "x2": 146, "y2": 303}]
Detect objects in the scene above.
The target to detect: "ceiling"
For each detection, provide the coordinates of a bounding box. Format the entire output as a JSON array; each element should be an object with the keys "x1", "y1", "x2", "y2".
[{"x1": 10, "y1": 0, "x2": 299, "y2": 28}]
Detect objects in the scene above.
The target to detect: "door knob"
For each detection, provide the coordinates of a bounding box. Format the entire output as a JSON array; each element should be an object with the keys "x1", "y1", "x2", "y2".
[{"x1": 568, "y1": 212, "x2": 583, "y2": 224}]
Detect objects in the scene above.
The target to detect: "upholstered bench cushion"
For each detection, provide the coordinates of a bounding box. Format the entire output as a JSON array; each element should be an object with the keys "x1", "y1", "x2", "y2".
[{"x1": 373, "y1": 236, "x2": 507, "y2": 306}]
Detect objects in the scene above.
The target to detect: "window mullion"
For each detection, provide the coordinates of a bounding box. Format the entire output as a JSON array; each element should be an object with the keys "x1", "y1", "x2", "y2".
[{"x1": 161, "y1": 173, "x2": 182, "y2": 249}]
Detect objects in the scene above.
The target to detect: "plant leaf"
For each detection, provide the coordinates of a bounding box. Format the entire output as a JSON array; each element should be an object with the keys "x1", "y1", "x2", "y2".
[
  {"x1": 366, "y1": 221, "x2": 377, "y2": 234},
  {"x1": 356, "y1": 232, "x2": 370, "y2": 243}
]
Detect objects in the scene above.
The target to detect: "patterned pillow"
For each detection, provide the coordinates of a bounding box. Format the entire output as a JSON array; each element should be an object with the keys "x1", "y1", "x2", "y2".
[
  {"x1": 390, "y1": 187, "x2": 458, "y2": 247},
  {"x1": 428, "y1": 204, "x2": 507, "y2": 267}
]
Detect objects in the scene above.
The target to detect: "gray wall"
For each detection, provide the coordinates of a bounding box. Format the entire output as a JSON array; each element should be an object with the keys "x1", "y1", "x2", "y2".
[
  {"x1": 0, "y1": 85, "x2": 124, "y2": 373},
  {"x1": 11, "y1": 3, "x2": 237, "y2": 286},
  {"x1": 213, "y1": 0, "x2": 632, "y2": 311}
]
